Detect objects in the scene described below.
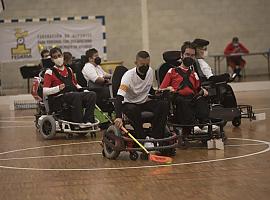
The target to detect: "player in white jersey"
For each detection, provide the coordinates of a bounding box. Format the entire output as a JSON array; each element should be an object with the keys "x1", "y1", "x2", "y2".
[{"x1": 114, "y1": 51, "x2": 169, "y2": 139}]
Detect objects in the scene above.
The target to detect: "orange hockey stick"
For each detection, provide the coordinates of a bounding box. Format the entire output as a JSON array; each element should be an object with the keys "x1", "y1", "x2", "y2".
[{"x1": 121, "y1": 126, "x2": 172, "y2": 164}]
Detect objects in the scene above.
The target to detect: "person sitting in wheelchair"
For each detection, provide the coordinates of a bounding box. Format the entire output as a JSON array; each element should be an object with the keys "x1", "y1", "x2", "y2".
[
  {"x1": 82, "y1": 48, "x2": 113, "y2": 112},
  {"x1": 192, "y1": 38, "x2": 237, "y2": 108},
  {"x1": 114, "y1": 51, "x2": 169, "y2": 142},
  {"x1": 43, "y1": 47, "x2": 96, "y2": 126},
  {"x1": 159, "y1": 41, "x2": 210, "y2": 135}
]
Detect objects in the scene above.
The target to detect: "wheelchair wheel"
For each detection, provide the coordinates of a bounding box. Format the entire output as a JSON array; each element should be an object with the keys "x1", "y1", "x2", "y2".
[
  {"x1": 39, "y1": 115, "x2": 56, "y2": 139},
  {"x1": 232, "y1": 117, "x2": 241, "y2": 127},
  {"x1": 129, "y1": 151, "x2": 139, "y2": 161},
  {"x1": 103, "y1": 125, "x2": 122, "y2": 159},
  {"x1": 140, "y1": 152, "x2": 149, "y2": 160},
  {"x1": 103, "y1": 139, "x2": 121, "y2": 160}
]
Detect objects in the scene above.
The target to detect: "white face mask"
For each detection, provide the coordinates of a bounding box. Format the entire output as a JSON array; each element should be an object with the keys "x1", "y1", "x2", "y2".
[
  {"x1": 53, "y1": 57, "x2": 64, "y2": 66},
  {"x1": 203, "y1": 50, "x2": 208, "y2": 58}
]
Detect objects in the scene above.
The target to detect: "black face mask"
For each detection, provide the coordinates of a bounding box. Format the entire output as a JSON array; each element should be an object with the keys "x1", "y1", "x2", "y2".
[
  {"x1": 94, "y1": 57, "x2": 101, "y2": 65},
  {"x1": 182, "y1": 57, "x2": 194, "y2": 67},
  {"x1": 138, "y1": 64, "x2": 149, "y2": 75}
]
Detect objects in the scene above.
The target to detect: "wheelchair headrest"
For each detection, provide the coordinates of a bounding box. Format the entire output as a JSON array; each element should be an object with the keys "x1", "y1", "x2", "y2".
[
  {"x1": 80, "y1": 55, "x2": 88, "y2": 66},
  {"x1": 155, "y1": 51, "x2": 182, "y2": 86},
  {"x1": 112, "y1": 65, "x2": 128, "y2": 97},
  {"x1": 163, "y1": 51, "x2": 181, "y2": 63},
  {"x1": 20, "y1": 65, "x2": 41, "y2": 79},
  {"x1": 156, "y1": 63, "x2": 173, "y2": 86},
  {"x1": 41, "y1": 58, "x2": 54, "y2": 69}
]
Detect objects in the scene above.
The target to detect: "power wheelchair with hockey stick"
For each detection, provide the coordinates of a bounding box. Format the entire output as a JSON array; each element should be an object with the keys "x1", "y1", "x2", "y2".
[{"x1": 102, "y1": 65, "x2": 179, "y2": 161}]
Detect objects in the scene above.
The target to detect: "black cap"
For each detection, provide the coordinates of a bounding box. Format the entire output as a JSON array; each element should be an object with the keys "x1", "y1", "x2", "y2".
[{"x1": 192, "y1": 38, "x2": 210, "y2": 47}]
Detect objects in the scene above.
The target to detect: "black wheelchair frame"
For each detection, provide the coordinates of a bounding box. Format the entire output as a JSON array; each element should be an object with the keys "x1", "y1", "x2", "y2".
[
  {"x1": 101, "y1": 65, "x2": 179, "y2": 161},
  {"x1": 32, "y1": 77, "x2": 100, "y2": 140}
]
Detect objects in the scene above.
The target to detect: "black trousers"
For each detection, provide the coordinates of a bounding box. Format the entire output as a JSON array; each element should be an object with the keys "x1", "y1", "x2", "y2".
[
  {"x1": 174, "y1": 95, "x2": 209, "y2": 125},
  {"x1": 87, "y1": 82, "x2": 113, "y2": 113},
  {"x1": 122, "y1": 100, "x2": 169, "y2": 139},
  {"x1": 62, "y1": 91, "x2": 96, "y2": 123}
]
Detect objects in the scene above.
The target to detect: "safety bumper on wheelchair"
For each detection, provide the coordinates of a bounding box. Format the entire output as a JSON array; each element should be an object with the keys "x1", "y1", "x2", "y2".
[
  {"x1": 167, "y1": 118, "x2": 226, "y2": 142},
  {"x1": 102, "y1": 125, "x2": 179, "y2": 160}
]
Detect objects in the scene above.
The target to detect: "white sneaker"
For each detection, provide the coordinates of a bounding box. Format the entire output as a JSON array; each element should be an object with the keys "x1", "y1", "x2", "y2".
[
  {"x1": 201, "y1": 125, "x2": 220, "y2": 132},
  {"x1": 144, "y1": 136, "x2": 154, "y2": 148},
  {"x1": 212, "y1": 125, "x2": 220, "y2": 132},
  {"x1": 193, "y1": 126, "x2": 202, "y2": 134}
]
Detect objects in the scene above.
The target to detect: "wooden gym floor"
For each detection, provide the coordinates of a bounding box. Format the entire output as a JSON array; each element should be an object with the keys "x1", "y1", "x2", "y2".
[{"x1": 0, "y1": 90, "x2": 270, "y2": 200}]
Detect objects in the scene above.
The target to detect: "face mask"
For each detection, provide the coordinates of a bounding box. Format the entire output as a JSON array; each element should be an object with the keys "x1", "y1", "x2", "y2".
[
  {"x1": 138, "y1": 64, "x2": 149, "y2": 75},
  {"x1": 53, "y1": 57, "x2": 64, "y2": 66},
  {"x1": 182, "y1": 57, "x2": 194, "y2": 67},
  {"x1": 94, "y1": 57, "x2": 101, "y2": 65},
  {"x1": 203, "y1": 50, "x2": 208, "y2": 58}
]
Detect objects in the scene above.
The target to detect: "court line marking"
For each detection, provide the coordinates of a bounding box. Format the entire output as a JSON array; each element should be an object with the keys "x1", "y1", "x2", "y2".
[
  {"x1": 0, "y1": 120, "x2": 33, "y2": 123},
  {"x1": 253, "y1": 107, "x2": 270, "y2": 111},
  {"x1": 0, "y1": 143, "x2": 265, "y2": 161},
  {"x1": 0, "y1": 116, "x2": 34, "y2": 120},
  {"x1": 0, "y1": 125, "x2": 34, "y2": 129},
  {"x1": 0, "y1": 141, "x2": 101, "y2": 155},
  {"x1": 0, "y1": 138, "x2": 269, "y2": 171},
  {"x1": 0, "y1": 153, "x2": 102, "y2": 161}
]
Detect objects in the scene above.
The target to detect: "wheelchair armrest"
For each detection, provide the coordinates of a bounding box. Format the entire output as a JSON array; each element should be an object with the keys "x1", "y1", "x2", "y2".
[
  {"x1": 77, "y1": 87, "x2": 89, "y2": 92},
  {"x1": 149, "y1": 90, "x2": 171, "y2": 100},
  {"x1": 208, "y1": 73, "x2": 230, "y2": 84}
]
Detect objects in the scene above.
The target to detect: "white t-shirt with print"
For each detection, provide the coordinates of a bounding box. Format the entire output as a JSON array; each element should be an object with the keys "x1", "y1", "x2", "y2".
[
  {"x1": 82, "y1": 62, "x2": 109, "y2": 83},
  {"x1": 117, "y1": 67, "x2": 153, "y2": 104}
]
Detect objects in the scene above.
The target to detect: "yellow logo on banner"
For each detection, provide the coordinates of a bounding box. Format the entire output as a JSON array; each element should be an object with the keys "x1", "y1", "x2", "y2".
[{"x1": 11, "y1": 28, "x2": 32, "y2": 59}]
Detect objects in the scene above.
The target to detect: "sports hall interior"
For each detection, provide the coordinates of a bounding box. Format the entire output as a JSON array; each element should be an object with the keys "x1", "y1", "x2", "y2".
[{"x1": 0, "y1": 0, "x2": 270, "y2": 200}]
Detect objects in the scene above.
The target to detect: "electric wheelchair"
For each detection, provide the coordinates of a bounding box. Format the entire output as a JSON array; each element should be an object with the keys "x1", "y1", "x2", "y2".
[
  {"x1": 156, "y1": 51, "x2": 255, "y2": 128},
  {"x1": 156, "y1": 51, "x2": 227, "y2": 148},
  {"x1": 102, "y1": 66, "x2": 179, "y2": 161},
  {"x1": 31, "y1": 75, "x2": 100, "y2": 140}
]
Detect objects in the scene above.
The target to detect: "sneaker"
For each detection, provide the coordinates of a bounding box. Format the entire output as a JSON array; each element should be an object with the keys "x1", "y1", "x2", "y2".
[
  {"x1": 144, "y1": 136, "x2": 154, "y2": 148},
  {"x1": 193, "y1": 126, "x2": 202, "y2": 134},
  {"x1": 201, "y1": 125, "x2": 219, "y2": 132},
  {"x1": 212, "y1": 125, "x2": 220, "y2": 132}
]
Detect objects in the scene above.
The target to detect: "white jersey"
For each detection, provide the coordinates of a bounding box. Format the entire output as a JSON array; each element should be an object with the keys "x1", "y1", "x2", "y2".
[
  {"x1": 82, "y1": 62, "x2": 110, "y2": 82},
  {"x1": 197, "y1": 58, "x2": 213, "y2": 79},
  {"x1": 117, "y1": 67, "x2": 153, "y2": 104}
]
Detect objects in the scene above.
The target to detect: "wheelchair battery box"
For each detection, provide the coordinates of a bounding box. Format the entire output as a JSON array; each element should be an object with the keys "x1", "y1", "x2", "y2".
[{"x1": 209, "y1": 106, "x2": 241, "y2": 121}]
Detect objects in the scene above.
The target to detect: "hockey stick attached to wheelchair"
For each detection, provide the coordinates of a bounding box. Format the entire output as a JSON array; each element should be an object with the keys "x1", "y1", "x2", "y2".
[
  {"x1": 95, "y1": 105, "x2": 173, "y2": 164},
  {"x1": 120, "y1": 126, "x2": 172, "y2": 164}
]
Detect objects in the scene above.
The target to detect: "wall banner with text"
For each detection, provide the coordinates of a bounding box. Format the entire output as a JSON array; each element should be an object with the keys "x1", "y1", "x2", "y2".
[{"x1": 0, "y1": 16, "x2": 106, "y2": 62}]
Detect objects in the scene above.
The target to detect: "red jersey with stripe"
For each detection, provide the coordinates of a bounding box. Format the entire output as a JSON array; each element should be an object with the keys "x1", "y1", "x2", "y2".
[
  {"x1": 43, "y1": 66, "x2": 78, "y2": 88},
  {"x1": 160, "y1": 66, "x2": 201, "y2": 96}
]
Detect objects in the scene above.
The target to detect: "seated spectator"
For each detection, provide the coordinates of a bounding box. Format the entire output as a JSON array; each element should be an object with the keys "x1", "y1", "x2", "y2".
[
  {"x1": 160, "y1": 41, "x2": 209, "y2": 134},
  {"x1": 224, "y1": 37, "x2": 249, "y2": 78},
  {"x1": 82, "y1": 48, "x2": 112, "y2": 110},
  {"x1": 43, "y1": 47, "x2": 96, "y2": 124}
]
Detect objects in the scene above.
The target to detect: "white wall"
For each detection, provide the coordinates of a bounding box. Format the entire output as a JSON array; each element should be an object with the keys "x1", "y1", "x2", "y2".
[{"x1": 0, "y1": 0, "x2": 269, "y2": 94}]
